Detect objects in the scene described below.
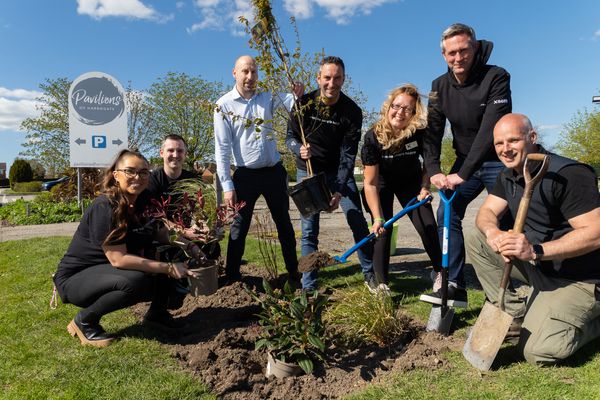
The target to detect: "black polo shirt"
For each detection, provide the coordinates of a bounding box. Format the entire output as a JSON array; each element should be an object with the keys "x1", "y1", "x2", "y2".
[{"x1": 491, "y1": 149, "x2": 600, "y2": 282}]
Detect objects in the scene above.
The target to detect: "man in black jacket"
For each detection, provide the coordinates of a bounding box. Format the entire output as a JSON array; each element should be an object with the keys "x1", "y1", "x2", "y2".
[
  {"x1": 421, "y1": 23, "x2": 512, "y2": 308},
  {"x1": 286, "y1": 56, "x2": 374, "y2": 292}
]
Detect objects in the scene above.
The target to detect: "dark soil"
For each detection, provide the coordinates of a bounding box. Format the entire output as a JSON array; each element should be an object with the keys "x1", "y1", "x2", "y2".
[
  {"x1": 131, "y1": 263, "x2": 465, "y2": 400},
  {"x1": 298, "y1": 251, "x2": 335, "y2": 273}
]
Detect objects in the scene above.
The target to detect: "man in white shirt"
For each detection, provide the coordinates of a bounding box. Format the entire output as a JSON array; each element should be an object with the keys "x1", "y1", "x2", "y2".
[{"x1": 214, "y1": 55, "x2": 303, "y2": 284}]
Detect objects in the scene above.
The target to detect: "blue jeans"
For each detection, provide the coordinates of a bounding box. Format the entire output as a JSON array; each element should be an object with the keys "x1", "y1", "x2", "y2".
[
  {"x1": 438, "y1": 160, "x2": 504, "y2": 288},
  {"x1": 297, "y1": 169, "x2": 374, "y2": 290}
]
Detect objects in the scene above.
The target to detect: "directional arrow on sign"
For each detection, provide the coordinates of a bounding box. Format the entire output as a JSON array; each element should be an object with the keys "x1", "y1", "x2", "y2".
[
  {"x1": 112, "y1": 139, "x2": 123, "y2": 146},
  {"x1": 75, "y1": 138, "x2": 86, "y2": 145}
]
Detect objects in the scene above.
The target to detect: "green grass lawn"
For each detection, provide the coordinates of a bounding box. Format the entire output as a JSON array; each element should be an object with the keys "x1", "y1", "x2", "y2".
[{"x1": 2, "y1": 236, "x2": 600, "y2": 399}]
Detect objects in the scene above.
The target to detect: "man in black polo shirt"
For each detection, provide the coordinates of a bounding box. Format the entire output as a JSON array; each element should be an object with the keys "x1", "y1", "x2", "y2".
[
  {"x1": 145, "y1": 134, "x2": 213, "y2": 319},
  {"x1": 147, "y1": 134, "x2": 198, "y2": 206},
  {"x1": 466, "y1": 113, "x2": 600, "y2": 365}
]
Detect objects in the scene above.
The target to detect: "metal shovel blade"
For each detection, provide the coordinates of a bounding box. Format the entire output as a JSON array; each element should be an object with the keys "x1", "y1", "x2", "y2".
[
  {"x1": 426, "y1": 305, "x2": 455, "y2": 335},
  {"x1": 462, "y1": 301, "x2": 513, "y2": 371}
]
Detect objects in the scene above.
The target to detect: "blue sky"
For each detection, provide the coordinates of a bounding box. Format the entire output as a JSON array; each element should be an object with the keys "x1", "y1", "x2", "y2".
[{"x1": 1, "y1": 0, "x2": 599, "y2": 173}]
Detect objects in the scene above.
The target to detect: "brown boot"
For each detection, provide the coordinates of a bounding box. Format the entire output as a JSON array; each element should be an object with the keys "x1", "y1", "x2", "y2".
[
  {"x1": 67, "y1": 313, "x2": 114, "y2": 348},
  {"x1": 505, "y1": 317, "x2": 524, "y2": 344}
]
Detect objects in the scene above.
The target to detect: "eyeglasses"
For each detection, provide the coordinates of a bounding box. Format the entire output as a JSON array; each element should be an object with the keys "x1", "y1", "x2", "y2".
[
  {"x1": 116, "y1": 168, "x2": 150, "y2": 179},
  {"x1": 390, "y1": 104, "x2": 415, "y2": 114}
]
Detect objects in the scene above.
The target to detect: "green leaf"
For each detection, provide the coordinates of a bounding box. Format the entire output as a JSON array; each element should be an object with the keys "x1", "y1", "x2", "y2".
[
  {"x1": 255, "y1": 338, "x2": 269, "y2": 350},
  {"x1": 296, "y1": 356, "x2": 313, "y2": 375},
  {"x1": 307, "y1": 335, "x2": 325, "y2": 351}
]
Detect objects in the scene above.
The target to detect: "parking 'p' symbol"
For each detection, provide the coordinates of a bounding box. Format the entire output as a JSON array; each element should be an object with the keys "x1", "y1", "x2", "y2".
[{"x1": 92, "y1": 135, "x2": 107, "y2": 148}]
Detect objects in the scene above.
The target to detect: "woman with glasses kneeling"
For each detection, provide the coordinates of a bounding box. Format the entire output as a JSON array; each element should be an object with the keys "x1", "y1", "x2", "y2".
[
  {"x1": 53, "y1": 149, "x2": 197, "y2": 347},
  {"x1": 361, "y1": 84, "x2": 442, "y2": 292}
]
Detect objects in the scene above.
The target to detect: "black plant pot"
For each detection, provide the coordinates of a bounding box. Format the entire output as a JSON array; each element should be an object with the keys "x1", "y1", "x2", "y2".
[{"x1": 288, "y1": 172, "x2": 332, "y2": 218}]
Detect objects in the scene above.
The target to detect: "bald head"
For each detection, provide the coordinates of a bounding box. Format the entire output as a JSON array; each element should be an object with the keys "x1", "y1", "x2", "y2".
[
  {"x1": 233, "y1": 55, "x2": 258, "y2": 99},
  {"x1": 493, "y1": 113, "x2": 538, "y2": 171}
]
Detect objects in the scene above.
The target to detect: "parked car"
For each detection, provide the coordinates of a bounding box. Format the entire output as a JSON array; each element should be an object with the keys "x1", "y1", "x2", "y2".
[{"x1": 42, "y1": 176, "x2": 69, "y2": 191}]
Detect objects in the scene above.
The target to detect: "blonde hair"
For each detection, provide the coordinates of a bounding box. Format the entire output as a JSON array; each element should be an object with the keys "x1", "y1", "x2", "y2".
[{"x1": 373, "y1": 84, "x2": 427, "y2": 151}]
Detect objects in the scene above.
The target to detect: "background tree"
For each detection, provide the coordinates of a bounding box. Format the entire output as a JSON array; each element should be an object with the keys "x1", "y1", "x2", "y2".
[
  {"x1": 241, "y1": 8, "x2": 375, "y2": 180},
  {"x1": 20, "y1": 78, "x2": 70, "y2": 177},
  {"x1": 144, "y1": 72, "x2": 225, "y2": 169},
  {"x1": 125, "y1": 82, "x2": 156, "y2": 156},
  {"x1": 440, "y1": 134, "x2": 457, "y2": 175},
  {"x1": 9, "y1": 159, "x2": 33, "y2": 189},
  {"x1": 556, "y1": 106, "x2": 600, "y2": 173},
  {"x1": 27, "y1": 159, "x2": 47, "y2": 180}
]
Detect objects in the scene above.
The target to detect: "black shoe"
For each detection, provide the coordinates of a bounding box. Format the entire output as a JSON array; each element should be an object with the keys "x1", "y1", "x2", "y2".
[
  {"x1": 143, "y1": 309, "x2": 187, "y2": 330},
  {"x1": 67, "y1": 313, "x2": 114, "y2": 347},
  {"x1": 167, "y1": 279, "x2": 189, "y2": 310},
  {"x1": 219, "y1": 274, "x2": 241, "y2": 287},
  {"x1": 419, "y1": 285, "x2": 468, "y2": 308},
  {"x1": 287, "y1": 270, "x2": 302, "y2": 288}
]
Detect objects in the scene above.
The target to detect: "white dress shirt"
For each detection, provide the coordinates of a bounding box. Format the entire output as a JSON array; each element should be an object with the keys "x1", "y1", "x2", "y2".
[{"x1": 214, "y1": 86, "x2": 295, "y2": 192}]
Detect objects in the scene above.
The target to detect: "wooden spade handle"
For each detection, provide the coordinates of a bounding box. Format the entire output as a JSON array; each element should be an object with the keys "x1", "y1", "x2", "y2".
[{"x1": 498, "y1": 153, "x2": 550, "y2": 309}]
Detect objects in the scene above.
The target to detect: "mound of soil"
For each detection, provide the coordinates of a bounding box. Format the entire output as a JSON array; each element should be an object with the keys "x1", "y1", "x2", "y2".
[
  {"x1": 132, "y1": 263, "x2": 463, "y2": 399},
  {"x1": 298, "y1": 251, "x2": 335, "y2": 273}
]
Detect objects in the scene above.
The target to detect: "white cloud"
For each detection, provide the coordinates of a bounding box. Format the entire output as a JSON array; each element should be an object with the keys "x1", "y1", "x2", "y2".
[
  {"x1": 283, "y1": 0, "x2": 313, "y2": 19},
  {"x1": 190, "y1": 0, "x2": 397, "y2": 35},
  {"x1": 195, "y1": 0, "x2": 221, "y2": 6},
  {"x1": 188, "y1": 0, "x2": 252, "y2": 36},
  {"x1": 288, "y1": 0, "x2": 396, "y2": 24},
  {"x1": 0, "y1": 88, "x2": 42, "y2": 131},
  {"x1": 77, "y1": 0, "x2": 172, "y2": 22},
  {"x1": 536, "y1": 124, "x2": 561, "y2": 131},
  {"x1": 0, "y1": 87, "x2": 42, "y2": 100}
]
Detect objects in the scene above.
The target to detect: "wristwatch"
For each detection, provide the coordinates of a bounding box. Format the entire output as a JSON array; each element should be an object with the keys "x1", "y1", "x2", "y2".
[{"x1": 532, "y1": 244, "x2": 544, "y2": 261}]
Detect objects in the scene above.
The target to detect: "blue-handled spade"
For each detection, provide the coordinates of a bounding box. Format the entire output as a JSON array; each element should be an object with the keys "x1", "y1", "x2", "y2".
[
  {"x1": 425, "y1": 190, "x2": 456, "y2": 335},
  {"x1": 297, "y1": 196, "x2": 433, "y2": 272}
]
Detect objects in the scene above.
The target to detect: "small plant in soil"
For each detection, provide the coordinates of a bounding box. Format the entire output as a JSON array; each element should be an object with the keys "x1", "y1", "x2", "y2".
[
  {"x1": 324, "y1": 284, "x2": 413, "y2": 347},
  {"x1": 248, "y1": 279, "x2": 328, "y2": 374},
  {"x1": 253, "y1": 212, "x2": 279, "y2": 281},
  {"x1": 144, "y1": 178, "x2": 245, "y2": 263}
]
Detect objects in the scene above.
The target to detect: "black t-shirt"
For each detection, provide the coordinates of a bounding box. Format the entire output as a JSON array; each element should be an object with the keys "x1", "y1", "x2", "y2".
[
  {"x1": 146, "y1": 167, "x2": 198, "y2": 204},
  {"x1": 54, "y1": 195, "x2": 155, "y2": 288},
  {"x1": 361, "y1": 128, "x2": 425, "y2": 188},
  {"x1": 491, "y1": 151, "x2": 600, "y2": 281},
  {"x1": 286, "y1": 90, "x2": 362, "y2": 195}
]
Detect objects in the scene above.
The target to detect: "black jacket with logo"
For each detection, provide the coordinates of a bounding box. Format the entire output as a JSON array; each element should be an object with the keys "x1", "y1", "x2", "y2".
[
  {"x1": 286, "y1": 90, "x2": 362, "y2": 196},
  {"x1": 424, "y1": 40, "x2": 512, "y2": 180}
]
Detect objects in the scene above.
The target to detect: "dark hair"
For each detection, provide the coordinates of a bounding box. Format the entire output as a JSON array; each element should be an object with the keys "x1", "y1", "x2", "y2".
[
  {"x1": 319, "y1": 56, "x2": 345, "y2": 74},
  {"x1": 162, "y1": 134, "x2": 187, "y2": 150},
  {"x1": 100, "y1": 149, "x2": 149, "y2": 245}
]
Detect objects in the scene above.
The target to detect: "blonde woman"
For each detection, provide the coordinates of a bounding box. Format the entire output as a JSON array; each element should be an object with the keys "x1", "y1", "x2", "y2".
[{"x1": 361, "y1": 84, "x2": 441, "y2": 292}]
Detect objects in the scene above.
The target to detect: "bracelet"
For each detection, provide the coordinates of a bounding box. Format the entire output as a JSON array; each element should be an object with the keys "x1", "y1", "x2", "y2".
[
  {"x1": 167, "y1": 262, "x2": 175, "y2": 278},
  {"x1": 375, "y1": 217, "x2": 385, "y2": 223}
]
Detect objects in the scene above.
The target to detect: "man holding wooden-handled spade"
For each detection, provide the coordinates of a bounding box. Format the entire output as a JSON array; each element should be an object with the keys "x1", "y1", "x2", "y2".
[{"x1": 465, "y1": 113, "x2": 600, "y2": 367}]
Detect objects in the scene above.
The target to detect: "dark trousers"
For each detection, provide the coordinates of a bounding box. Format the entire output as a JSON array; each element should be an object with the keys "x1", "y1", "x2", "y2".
[
  {"x1": 364, "y1": 185, "x2": 441, "y2": 284},
  {"x1": 225, "y1": 163, "x2": 298, "y2": 279},
  {"x1": 438, "y1": 160, "x2": 504, "y2": 288},
  {"x1": 58, "y1": 263, "x2": 167, "y2": 323}
]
